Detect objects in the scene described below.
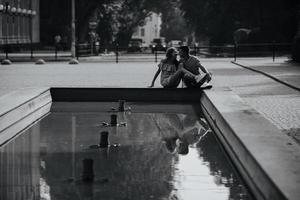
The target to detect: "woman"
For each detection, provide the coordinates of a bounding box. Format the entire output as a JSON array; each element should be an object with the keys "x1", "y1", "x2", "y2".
[{"x1": 148, "y1": 47, "x2": 181, "y2": 88}]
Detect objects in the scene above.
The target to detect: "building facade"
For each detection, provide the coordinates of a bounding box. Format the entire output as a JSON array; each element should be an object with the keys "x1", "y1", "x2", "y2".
[
  {"x1": 0, "y1": 0, "x2": 39, "y2": 45},
  {"x1": 132, "y1": 12, "x2": 161, "y2": 46}
]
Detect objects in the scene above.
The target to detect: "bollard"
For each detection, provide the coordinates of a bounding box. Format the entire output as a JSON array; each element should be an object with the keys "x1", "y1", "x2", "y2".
[
  {"x1": 30, "y1": 41, "x2": 34, "y2": 59},
  {"x1": 99, "y1": 131, "x2": 110, "y2": 148},
  {"x1": 116, "y1": 43, "x2": 119, "y2": 63},
  {"x1": 234, "y1": 44, "x2": 237, "y2": 62},
  {"x1": 35, "y1": 58, "x2": 46, "y2": 65},
  {"x1": 155, "y1": 46, "x2": 158, "y2": 63},
  {"x1": 118, "y1": 100, "x2": 125, "y2": 112},
  {"x1": 82, "y1": 159, "x2": 94, "y2": 182},
  {"x1": 272, "y1": 41, "x2": 275, "y2": 62},
  {"x1": 55, "y1": 45, "x2": 58, "y2": 61},
  {"x1": 110, "y1": 114, "x2": 117, "y2": 126}
]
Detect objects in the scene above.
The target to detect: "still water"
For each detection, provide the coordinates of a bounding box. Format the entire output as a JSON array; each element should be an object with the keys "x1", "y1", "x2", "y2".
[{"x1": 0, "y1": 102, "x2": 254, "y2": 200}]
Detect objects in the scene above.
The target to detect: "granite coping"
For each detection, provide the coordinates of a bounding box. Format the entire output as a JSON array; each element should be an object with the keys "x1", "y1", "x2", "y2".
[
  {"x1": 201, "y1": 87, "x2": 300, "y2": 200},
  {"x1": 0, "y1": 87, "x2": 51, "y2": 145}
]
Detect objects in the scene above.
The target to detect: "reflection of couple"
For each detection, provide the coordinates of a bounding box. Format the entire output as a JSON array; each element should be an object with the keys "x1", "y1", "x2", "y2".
[
  {"x1": 152, "y1": 113, "x2": 211, "y2": 155},
  {"x1": 149, "y1": 46, "x2": 212, "y2": 88}
]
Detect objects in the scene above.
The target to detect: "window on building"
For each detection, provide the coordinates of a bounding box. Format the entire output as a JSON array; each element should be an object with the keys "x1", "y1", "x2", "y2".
[{"x1": 141, "y1": 28, "x2": 145, "y2": 37}]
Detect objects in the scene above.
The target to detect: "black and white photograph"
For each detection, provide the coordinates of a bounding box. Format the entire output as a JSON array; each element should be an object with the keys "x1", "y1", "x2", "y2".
[{"x1": 0, "y1": 0, "x2": 300, "y2": 199}]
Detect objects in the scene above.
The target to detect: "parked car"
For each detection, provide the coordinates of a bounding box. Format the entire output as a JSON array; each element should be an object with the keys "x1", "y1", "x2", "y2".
[
  {"x1": 151, "y1": 38, "x2": 167, "y2": 53},
  {"x1": 128, "y1": 38, "x2": 143, "y2": 52},
  {"x1": 168, "y1": 40, "x2": 182, "y2": 48}
]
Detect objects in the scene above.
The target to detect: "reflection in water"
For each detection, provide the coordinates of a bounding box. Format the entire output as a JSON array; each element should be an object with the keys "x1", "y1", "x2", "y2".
[
  {"x1": 0, "y1": 104, "x2": 254, "y2": 200},
  {"x1": 0, "y1": 124, "x2": 41, "y2": 200}
]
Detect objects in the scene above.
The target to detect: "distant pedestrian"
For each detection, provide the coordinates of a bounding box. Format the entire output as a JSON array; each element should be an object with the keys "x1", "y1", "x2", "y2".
[
  {"x1": 178, "y1": 46, "x2": 212, "y2": 88},
  {"x1": 149, "y1": 47, "x2": 209, "y2": 88}
]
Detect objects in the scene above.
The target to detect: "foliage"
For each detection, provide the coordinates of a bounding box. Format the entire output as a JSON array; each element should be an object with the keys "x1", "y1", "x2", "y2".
[
  {"x1": 292, "y1": 4, "x2": 300, "y2": 62},
  {"x1": 179, "y1": 0, "x2": 299, "y2": 45},
  {"x1": 40, "y1": 0, "x2": 160, "y2": 46},
  {"x1": 159, "y1": 0, "x2": 190, "y2": 42},
  {"x1": 98, "y1": 0, "x2": 153, "y2": 47}
]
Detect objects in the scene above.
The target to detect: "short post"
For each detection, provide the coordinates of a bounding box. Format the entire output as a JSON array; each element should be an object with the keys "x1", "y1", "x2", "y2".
[
  {"x1": 118, "y1": 100, "x2": 125, "y2": 112},
  {"x1": 30, "y1": 42, "x2": 34, "y2": 59},
  {"x1": 155, "y1": 45, "x2": 157, "y2": 63},
  {"x1": 116, "y1": 43, "x2": 119, "y2": 63},
  {"x1": 194, "y1": 44, "x2": 197, "y2": 56},
  {"x1": 272, "y1": 41, "x2": 275, "y2": 62},
  {"x1": 82, "y1": 159, "x2": 94, "y2": 182},
  {"x1": 5, "y1": 44, "x2": 9, "y2": 60},
  {"x1": 99, "y1": 131, "x2": 109, "y2": 148},
  {"x1": 234, "y1": 44, "x2": 237, "y2": 62},
  {"x1": 55, "y1": 45, "x2": 58, "y2": 61},
  {"x1": 110, "y1": 114, "x2": 117, "y2": 126},
  {"x1": 76, "y1": 44, "x2": 79, "y2": 60}
]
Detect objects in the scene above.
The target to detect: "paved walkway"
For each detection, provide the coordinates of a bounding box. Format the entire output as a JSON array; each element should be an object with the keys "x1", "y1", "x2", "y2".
[
  {"x1": 0, "y1": 56, "x2": 299, "y2": 144},
  {"x1": 204, "y1": 57, "x2": 300, "y2": 144}
]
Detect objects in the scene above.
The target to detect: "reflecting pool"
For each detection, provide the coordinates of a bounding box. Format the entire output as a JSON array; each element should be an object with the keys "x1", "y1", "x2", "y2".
[{"x1": 0, "y1": 102, "x2": 254, "y2": 200}]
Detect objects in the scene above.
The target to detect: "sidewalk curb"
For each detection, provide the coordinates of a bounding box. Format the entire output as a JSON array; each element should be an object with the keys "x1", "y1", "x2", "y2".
[{"x1": 231, "y1": 61, "x2": 300, "y2": 92}]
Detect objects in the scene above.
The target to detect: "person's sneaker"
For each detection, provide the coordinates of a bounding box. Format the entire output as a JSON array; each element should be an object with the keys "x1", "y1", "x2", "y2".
[
  {"x1": 207, "y1": 72, "x2": 213, "y2": 83},
  {"x1": 200, "y1": 82, "x2": 213, "y2": 89},
  {"x1": 194, "y1": 73, "x2": 209, "y2": 87}
]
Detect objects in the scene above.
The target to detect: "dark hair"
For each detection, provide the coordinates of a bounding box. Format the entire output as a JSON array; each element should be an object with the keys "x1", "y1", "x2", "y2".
[
  {"x1": 166, "y1": 47, "x2": 177, "y2": 59},
  {"x1": 179, "y1": 46, "x2": 189, "y2": 55},
  {"x1": 163, "y1": 137, "x2": 178, "y2": 153},
  {"x1": 177, "y1": 140, "x2": 189, "y2": 155}
]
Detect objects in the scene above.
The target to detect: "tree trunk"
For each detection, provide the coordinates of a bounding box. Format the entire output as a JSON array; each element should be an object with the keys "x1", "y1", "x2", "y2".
[{"x1": 292, "y1": 5, "x2": 300, "y2": 62}]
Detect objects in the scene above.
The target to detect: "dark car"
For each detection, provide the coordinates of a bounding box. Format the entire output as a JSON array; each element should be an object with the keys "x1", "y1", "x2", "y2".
[
  {"x1": 128, "y1": 38, "x2": 143, "y2": 52},
  {"x1": 151, "y1": 38, "x2": 167, "y2": 53}
]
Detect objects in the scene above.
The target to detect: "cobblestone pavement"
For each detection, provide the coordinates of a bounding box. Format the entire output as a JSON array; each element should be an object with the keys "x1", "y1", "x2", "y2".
[
  {"x1": 244, "y1": 95, "x2": 300, "y2": 144},
  {"x1": 202, "y1": 57, "x2": 300, "y2": 144}
]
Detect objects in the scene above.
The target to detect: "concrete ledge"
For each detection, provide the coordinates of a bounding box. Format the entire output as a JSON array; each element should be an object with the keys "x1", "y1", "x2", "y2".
[
  {"x1": 50, "y1": 88, "x2": 202, "y2": 102},
  {"x1": 201, "y1": 88, "x2": 300, "y2": 200},
  {"x1": 0, "y1": 88, "x2": 52, "y2": 145}
]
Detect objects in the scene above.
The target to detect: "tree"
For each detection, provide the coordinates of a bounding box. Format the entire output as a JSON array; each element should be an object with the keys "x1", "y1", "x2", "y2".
[
  {"x1": 179, "y1": 0, "x2": 299, "y2": 45},
  {"x1": 40, "y1": 0, "x2": 159, "y2": 47},
  {"x1": 159, "y1": 0, "x2": 190, "y2": 42},
  {"x1": 292, "y1": 3, "x2": 300, "y2": 62}
]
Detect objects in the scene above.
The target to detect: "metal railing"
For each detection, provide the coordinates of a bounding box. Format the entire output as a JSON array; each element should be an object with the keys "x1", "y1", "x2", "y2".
[{"x1": 0, "y1": 42, "x2": 292, "y2": 63}]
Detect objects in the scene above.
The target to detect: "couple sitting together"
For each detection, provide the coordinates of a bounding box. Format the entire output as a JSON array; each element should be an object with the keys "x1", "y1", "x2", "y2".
[{"x1": 149, "y1": 46, "x2": 212, "y2": 88}]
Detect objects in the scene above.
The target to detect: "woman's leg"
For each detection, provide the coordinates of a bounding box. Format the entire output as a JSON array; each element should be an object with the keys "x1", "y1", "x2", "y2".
[{"x1": 164, "y1": 70, "x2": 185, "y2": 88}]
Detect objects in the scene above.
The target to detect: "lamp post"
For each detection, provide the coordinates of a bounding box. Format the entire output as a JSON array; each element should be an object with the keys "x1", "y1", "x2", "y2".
[
  {"x1": 69, "y1": 0, "x2": 79, "y2": 64},
  {"x1": 1, "y1": 2, "x2": 12, "y2": 65},
  {"x1": 28, "y1": 9, "x2": 33, "y2": 59}
]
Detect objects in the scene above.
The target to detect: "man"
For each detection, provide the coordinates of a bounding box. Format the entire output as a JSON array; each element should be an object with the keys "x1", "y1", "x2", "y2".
[{"x1": 178, "y1": 46, "x2": 212, "y2": 87}]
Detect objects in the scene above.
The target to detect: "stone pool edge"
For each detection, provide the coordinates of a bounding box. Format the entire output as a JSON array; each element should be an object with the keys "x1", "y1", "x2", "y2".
[
  {"x1": 1, "y1": 87, "x2": 299, "y2": 200},
  {"x1": 0, "y1": 87, "x2": 51, "y2": 145},
  {"x1": 201, "y1": 87, "x2": 300, "y2": 200}
]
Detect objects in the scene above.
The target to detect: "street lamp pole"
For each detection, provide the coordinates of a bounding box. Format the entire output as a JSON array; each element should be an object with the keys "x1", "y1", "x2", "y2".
[
  {"x1": 1, "y1": 1, "x2": 12, "y2": 65},
  {"x1": 69, "y1": 0, "x2": 79, "y2": 64}
]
